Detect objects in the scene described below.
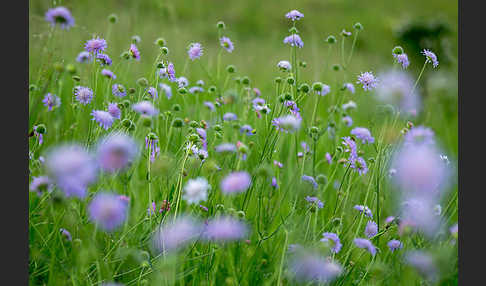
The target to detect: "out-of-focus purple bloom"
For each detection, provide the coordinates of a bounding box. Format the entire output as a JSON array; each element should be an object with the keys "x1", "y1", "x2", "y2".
[
  {"x1": 302, "y1": 175, "x2": 318, "y2": 190},
  {"x1": 132, "y1": 101, "x2": 159, "y2": 116},
  {"x1": 325, "y1": 152, "x2": 332, "y2": 164},
  {"x1": 177, "y1": 77, "x2": 189, "y2": 88},
  {"x1": 394, "y1": 53, "x2": 410, "y2": 69},
  {"x1": 422, "y1": 49, "x2": 439, "y2": 68},
  {"x1": 215, "y1": 143, "x2": 237, "y2": 153},
  {"x1": 74, "y1": 86, "x2": 93, "y2": 105},
  {"x1": 220, "y1": 171, "x2": 251, "y2": 194},
  {"x1": 404, "y1": 126, "x2": 435, "y2": 146},
  {"x1": 197, "y1": 80, "x2": 205, "y2": 86},
  {"x1": 387, "y1": 239, "x2": 403, "y2": 252},
  {"x1": 450, "y1": 223, "x2": 458, "y2": 238},
  {"x1": 45, "y1": 145, "x2": 97, "y2": 198},
  {"x1": 147, "y1": 201, "x2": 157, "y2": 216},
  {"x1": 288, "y1": 244, "x2": 303, "y2": 253},
  {"x1": 320, "y1": 232, "x2": 342, "y2": 254},
  {"x1": 204, "y1": 101, "x2": 215, "y2": 112},
  {"x1": 220, "y1": 37, "x2": 234, "y2": 52},
  {"x1": 240, "y1": 125, "x2": 255, "y2": 136},
  {"x1": 107, "y1": 103, "x2": 121, "y2": 119},
  {"x1": 91, "y1": 110, "x2": 114, "y2": 130},
  {"x1": 316, "y1": 84, "x2": 331, "y2": 96},
  {"x1": 96, "y1": 132, "x2": 138, "y2": 173},
  {"x1": 353, "y1": 238, "x2": 376, "y2": 256},
  {"x1": 196, "y1": 128, "x2": 207, "y2": 150},
  {"x1": 59, "y1": 228, "x2": 72, "y2": 241},
  {"x1": 351, "y1": 156, "x2": 368, "y2": 175},
  {"x1": 344, "y1": 83, "x2": 355, "y2": 94},
  {"x1": 88, "y1": 192, "x2": 128, "y2": 232},
  {"x1": 272, "y1": 115, "x2": 302, "y2": 133},
  {"x1": 159, "y1": 83, "x2": 172, "y2": 99},
  {"x1": 152, "y1": 216, "x2": 202, "y2": 253},
  {"x1": 203, "y1": 216, "x2": 248, "y2": 242},
  {"x1": 252, "y1": 97, "x2": 266, "y2": 110},
  {"x1": 76, "y1": 51, "x2": 92, "y2": 63},
  {"x1": 30, "y1": 176, "x2": 53, "y2": 196},
  {"x1": 84, "y1": 37, "x2": 107, "y2": 54},
  {"x1": 385, "y1": 216, "x2": 395, "y2": 225},
  {"x1": 354, "y1": 205, "x2": 373, "y2": 218},
  {"x1": 274, "y1": 160, "x2": 283, "y2": 168},
  {"x1": 200, "y1": 205, "x2": 208, "y2": 212},
  {"x1": 404, "y1": 251, "x2": 438, "y2": 281},
  {"x1": 357, "y1": 71, "x2": 378, "y2": 91},
  {"x1": 189, "y1": 86, "x2": 204, "y2": 94},
  {"x1": 183, "y1": 177, "x2": 211, "y2": 204},
  {"x1": 167, "y1": 62, "x2": 176, "y2": 81},
  {"x1": 399, "y1": 197, "x2": 441, "y2": 237},
  {"x1": 305, "y1": 196, "x2": 324, "y2": 208},
  {"x1": 101, "y1": 69, "x2": 116, "y2": 79},
  {"x1": 375, "y1": 70, "x2": 421, "y2": 116},
  {"x1": 223, "y1": 112, "x2": 237, "y2": 121},
  {"x1": 96, "y1": 53, "x2": 112, "y2": 66},
  {"x1": 277, "y1": 60, "x2": 292, "y2": 72},
  {"x1": 147, "y1": 86, "x2": 158, "y2": 100},
  {"x1": 271, "y1": 177, "x2": 278, "y2": 189},
  {"x1": 188, "y1": 43, "x2": 203, "y2": 60},
  {"x1": 43, "y1": 93, "x2": 61, "y2": 111},
  {"x1": 286, "y1": 10, "x2": 304, "y2": 21},
  {"x1": 342, "y1": 116, "x2": 353, "y2": 127},
  {"x1": 129, "y1": 44, "x2": 140, "y2": 60},
  {"x1": 45, "y1": 6, "x2": 74, "y2": 29},
  {"x1": 289, "y1": 253, "x2": 342, "y2": 284},
  {"x1": 283, "y1": 34, "x2": 304, "y2": 48},
  {"x1": 365, "y1": 221, "x2": 378, "y2": 238},
  {"x1": 145, "y1": 134, "x2": 160, "y2": 162},
  {"x1": 112, "y1": 84, "x2": 126, "y2": 97},
  {"x1": 351, "y1": 127, "x2": 374, "y2": 144}
]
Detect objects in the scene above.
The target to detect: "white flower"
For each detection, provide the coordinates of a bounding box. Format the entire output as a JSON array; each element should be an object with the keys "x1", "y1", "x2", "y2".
[
  {"x1": 277, "y1": 60, "x2": 292, "y2": 72},
  {"x1": 183, "y1": 177, "x2": 211, "y2": 204},
  {"x1": 342, "y1": 100, "x2": 357, "y2": 111}
]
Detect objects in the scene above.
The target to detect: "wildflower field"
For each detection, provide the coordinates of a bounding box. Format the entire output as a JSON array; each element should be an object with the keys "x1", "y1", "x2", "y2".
[{"x1": 29, "y1": 1, "x2": 458, "y2": 285}]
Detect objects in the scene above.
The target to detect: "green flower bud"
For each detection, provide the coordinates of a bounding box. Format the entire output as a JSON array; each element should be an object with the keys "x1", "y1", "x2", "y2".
[
  {"x1": 161, "y1": 46, "x2": 169, "y2": 55},
  {"x1": 66, "y1": 64, "x2": 76, "y2": 74},
  {"x1": 188, "y1": 133, "x2": 200, "y2": 142},
  {"x1": 278, "y1": 95, "x2": 285, "y2": 103},
  {"x1": 122, "y1": 118, "x2": 133, "y2": 128},
  {"x1": 284, "y1": 93, "x2": 293, "y2": 100},
  {"x1": 286, "y1": 76, "x2": 295, "y2": 85},
  {"x1": 226, "y1": 65, "x2": 236, "y2": 73},
  {"x1": 29, "y1": 84, "x2": 37, "y2": 92},
  {"x1": 316, "y1": 174, "x2": 328, "y2": 185},
  {"x1": 137, "y1": 77, "x2": 149, "y2": 87},
  {"x1": 368, "y1": 157, "x2": 375, "y2": 164},
  {"x1": 72, "y1": 75, "x2": 81, "y2": 82},
  {"x1": 122, "y1": 99, "x2": 131, "y2": 108},
  {"x1": 216, "y1": 204, "x2": 225, "y2": 211},
  {"x1": 242, "y1": 76, "x2": 250, "y2": 85},
  {"x1": 108, "y1": 14, "x2": 118, "y2": 23},
  {"x1": 178, "y1": 87, "x2": 187, "y2": 95},
  {"x1": 310, "y1": 126, "x2": 319, "y2": 134},
  {"x1": 155, "y1": 37, "x2": 166, "y2": 47},
  {"x1": 299, "y1": 83, "x2": 310, "y2": 93},
  {"x1": 121, "y1": 51, "x2": 130, "y2": 60},
  {"x1": 234, "y1": 77, "x2": 241, "y2": 84},
  {"x1": 156, "y1": 62, "x2": 164, "y2": 69},
  {"x1": 392, "y1": 46, "x2": 404, "y2": 55},
  {"x1": 213, "y1": 124, "x2": 223, "y2": 132},
  {"x1": 332, "y1": 64, "x2": 341, "y2": 71},
  {"x1": 353, "y1": 22, "x2": 363, "y2": 30},
  {"x1": 336, "y1": 146, "x2": 343, "y2": 153},
  {"x1": 289, "y1": 27, "x2": 299, "y2": 34},
  {"x1": 236, "y1": 210, "x2": 245, "y2": 218},
  {"x1": 53, "y1": 62, "x2": 64, "y2": 73},
  {"x1": 275, "y1": 77, "x2": 282, "y2": 84},
  {"x1": 172, "y1": 104, "x2": 181, "y2": 112},
  {"x1": 326, "y1": 35, "x2": 337, "y2": 44},
  {"x1": 312, "y1": 82, "x2": 323, "y2": 91},
  {"x1": 217, "y1": 21, "x2": 226, "y2": 29},
  {"x1": 232, "y1": 122, "x2": 241, "y2": 130},
  {"x1": 172, "y1": 118, "x2": 184, "y2": 128},
  {"x1": 189, "y1": 121, "x2": 199, "y2": 128},
  {"x1": 208, "y1": 86, "x2": 217, "y2": 93},
  {"x1": 132, "y1": 35, "x2": 141, "y2": 44},
  {"x1": 35, "y1": 124, "x2": 46, "y2": 134},
  {"x1": 128, "y1": 87, "x2": 136, "y2": 94},
  {"x1": 299, "y1": 61, "x2": 307, "y2": 68},
  {"x1": 147, "y1": 132, "x2": 158, "y2": 140}
]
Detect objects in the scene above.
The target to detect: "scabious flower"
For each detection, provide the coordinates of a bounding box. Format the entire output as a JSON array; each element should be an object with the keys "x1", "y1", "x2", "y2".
[
  {"x1": 76, "y1": 51, "x2": 92, "y2": 63},
  {"x1": 223, "y1": 112, "x2": 237, "y2": 121},
  {"x1": 272, "y1": 115, "x2": 302, "y2": 133},
  {"x1": 354, "y1": 205, "x2": 373, "y2": 218},
  {"x1": 422, "y1": 49, "x2": 439, "y2": 68},
  {"x1": 45, "y1": 145, "x2": 97, "y2": 198},
  {"x1": 240, "y1": 125, "x2": 255, "y2": 136},
  {"x1": 342, "y1": 100, "x2": 357, "y2": 110},
  {"x1": 394, "y1": 53, "x2": 410, "y2": 69},
  {"x1": 91, "y1": 110, "x2": 114, "y2": 130},
  {"x1": 285, "y1": 10, "x2": 304, "y2": 21},
  {"x1": 344, "y1": 83, "x2": 355, "y2": 94},
  {"x1": 365, "y1": 221, "x2": 378, "y2": 238},
  {"x1": 147, "y1": 86, "x2": 158, "y2": 100},
  {"x1": 145, "y1": 133, "x2": 160, "y2": 162},
  {"x1": 399, "y1": 197, "x2": 441, "y2": 237},
  {"x1": 177, "y1": 77, "x2": 189, "y2": 88},
  {"x1": 342, "y1": 116, "x2": 353, "y2": 127},
  {"x1": 320, "y1": 232, "x2": 342, "y2": 254},
  {"x1": 129, "y1": 44, "x2": 140, "y2": 60},
  {"x1": 45, "y1": 6, "x2": 74, "y2": 29},
  {"x1": 189, "y1": 86, "x2": 204, "y2": 94},
  {"x1": 96, "y1": 133, "x2": 138, "y2": 173},
  {"x1": 132, "y1": 101, "x2": 159, "y2": 116},
  {"x1": 84, "y1": 37, "x2": 107, "y2": 54},
  {"x1": 220, "y1": 171, "x2": 251, "y2": 194},
  {"x1": 357, "y1": 71, "x2": 378, "y2": 91},
  {"x1": 387, "y1": 239, "x2": 403, "y2": 252},
  {"x1": 30, "y1": 176, "x2": 53, "y2": 196},
  {"x1": 353, "y1": 238, "x2": 377, "y2": 256},
  {"x1": 196, "y1": 128, "x2": 207, "y2": 150},
  {"x1": 59, "y1": 228, "x2": 72, "y2": 241},
  {"x1": 375, "y1": 70, "x2": 421, "y2": 116},
  {"x1": 152, "y1": 216, "x2": 202, "y2": 253},
  {"x1": 302, "y1": 175, "x2": 318, "y2": 190},
  {"x1": 274, "y1": 160, "x2": 283, "y2": 168},
  {"x1": 43, "y1": 93, "x2": 61, "y2": 111},
  {"x1": 351, "y1": 156, "x2": 368, "y2": 175},
  {"x1": 112, "y1": 84, "x2": 127, "y2": 97},
  {"x1": 204, "y1": 101, "x2": 216, "y2": 112},
  {"x1": 203, "y1": 216, "x2": 248, "y2": 242},
  {"x1": 351, "y1": 127, "x2": 375, "y2": 144},
  {"x1": 277, "y1": 60, "x2": 292, "y2": 72},
  {"x1": 404, "y1": 251, "x2": 438, "y2": 281},
  {"x1": 215, "y1": 143, "x2": 237, "y2": 153},
  {"x1": 159, "y1": 83, "x2": 172, "y2": 99},
  {"x1": 74, "y1": 86, "x2": 93, "y2": 104},
  {"x1": 289, "y1": 253, "x2": 342, "y2": 284},
  {"x1": 107, "y1": 103, "x2": 121, "y2": 119},
  {"x1": 404, "y1": 126, "x2": 435, "y2": 146},
  {"x1": 271, "y1": 177, "x2": 278, "y2": 189},
  {"x1": 325, "y1": 153, "x2": 332, "y2": 164},
  {"x1": 167, "y1": 62, "x2": 176, "y2": 81},
  {"x1": 316, "y1": 84, "x2": 331, "y2": 96},
  {"x1": 188, "y1": 43, "x2": 203, "y2": 60},
  {"x1": 220, "y1": 36, "x2": 234, "y2": 52},
  {"x1": 96, "y1": 53, "x2": 112, "y2": 66},
  {"x1": 342, "y1": 137, "x2": 358, "y2": 160},
  {"x1": 183, "y1": 177, "x2": 211, "y2": 204},
  {"x1": 101, "y1": 69, "x2": 116, "y2": 79},
  {"x1": 305, "y1": 196, "x2": 324, "y2": 209},
  {"x1": 283, "y1": 34, "x2": 304, "y2": 48}
]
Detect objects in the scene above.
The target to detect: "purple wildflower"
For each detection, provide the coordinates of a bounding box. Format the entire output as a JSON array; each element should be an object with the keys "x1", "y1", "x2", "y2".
[
  {"x1": 101, "y1": 69, "x2": 116, "y2": 79},
  {"x1": 342, "y1": 116, "x2": 353, "y2": 127},
  {"x1": 147, "y1": 86, "x2": 158, "y2": 100},
  {"x1": 220, "y1": 36, "x2": 234, "y2": 52},
  {"x1": 88, "y1": 192, "x2": 128, "y2": 232},
  {"x1": 354, "y1": 238, "x2": 377, "y2": 256},
  {"x1": 188, "y1": 43, "x2": 203, "y2": 60},
  {"x1": 45, "y1": 6, "x2": 74, "y2": 29},
  {"x1": 84, "y1": 37, "x2": 107, "y2": 54},
  {"x1": 399, "y1": 197, "x2": 441, "y2": 237},
  {"x1": 76, "y1": 51, "x2": 92, "y2": 63},
  {"x1": 289, "y1": 253, "x2": 342, "y2": 284},
  {"x1": 129, "y1": 44, "x2": 140, "y2": 60},
  {"x1": 305, "y1": 196, "x2": 324, "y2": 209},
  {"x1": 196, "y1": 128, "x2": 207, "y2": 150},
  {"x1": 387, "y1": 239, "x2": 403, "y2": 252},
  {"x1": 320, "y1": 232, "x2": 342, "y2": 254},
  {"x1": 385, "y1": 216, "x2": 396, "y2": 225},
  {"x1": 42, "y1": 93, "x2": 60, "y2": 111},
  {"x1": 283, "y1": 34, "x2": 304, "y2": 48},
  {"x1": 107, "y1": 103, "x2": 121, "y2": 119},
  {"x1": 112, "y1": 84, "x2": 127, "y2": 97},
  {"x1": 167, "y1": 62, "x2": 176, "y2": 81},
  {"x1": 422, "y1": 49, "x2": 439, "y2": 68},
  {"x1": 96, "y1": 53, "x2": 112, "y2": 66},
  {"x1": 177, "y1": 77, "x2": 189, "y2": 88},
  {"x1": 342, "y1": 137, "x2": 358, "y2": 160},
  {"x1": 394, "y1": 53, "x2": 410, "y2": 69},
  {"x1": 344, "y1": 83, "x2": 355, "y2": 94},
  {"x1": 365, "y1": 221, "x2": 378, "y2": 238},
  {"x1": 240, "y1": 124, "x2": 255, "y2": 136},
  {"x1": 272, "y1": 114, "x2": 302, "y2": 133},
  {"x1": 220, "y1": 171, "x2": 251, "y2": 194},
  {"x1": 132, "y1": 101, "x2": 159, "y2": 116},
  {"x1": 404, "y1": 126, "x2": 435, "y2": 146},
  {"x1": 274, "y1": 160, "x2": 283, "y2": 168},
  {"x1": 203, "y1": 216, "x2": 248, "y2": 242},
  {"x1": 357, "y1": 71, "x2": 378, "y2": 91},
  {"x1": 204, "y1": 101, "x2": 215, "y2": 112},
  {"x1": 375, "y1": 70, "x2": 421, "y2": 116},
  {"x1": 159, "y1": 83, "x2": 172, "y2": 99},
  {"x1": 29, "y1": 176, "x2": 52, "y2": 196},
  {"x1": 145, "y1": 134, "x2": 160, "y2": 162},
  {"x1": 252, "y1": 98, "x2": 266, "y2": 111},
  {"x1": 96, "y1": 132, "x2": 139, "y2": 173},
  {"x1": 351, "y1": 127, "x2": 375, "y2": 144},
  {"x1": 354, "y1": 205, "x2": 373, "y2": 218},
  {"x1": 325, "y1": 153, "x2": 332, "y2": 164},
  {"x1": 147, "y1": 201, "x2": 157, "y2": 216},
  {"x1": 152, "y1": 216, "x2": 202, "y2": 253},
  {"x1": 189, "y1": 86, "x2": 204, "y2": 94},
  {"x1": 74, "y1": 86, "x2": 94, "y2": 105},
  {"x1": 302, "y1": 175, "x2": 318, "y2": 190},
  {"x1": 271, "y1": 177, "x2": 278, "y2": 189},
  {"x1": 285, "y1": 10, "x2": 304, "y2": 21},
  {"x1": 316, "y1": 84, "x2": 331, "y2": 96},
  {"x1": 91, "y1": 110, "x2": 114, "y2": 130},
  {"x1": 277, "y1": 60, "x2": 292, "y2": 72},
  {"x1": 59, "y1": 228, "x2": 72, "y2": 241},
  {"x1": 351, "y1": 156, "x2": 368, "y2": 175},
  {"x1": 215, "y1": 143, "x2": 237, "y2": 153},
  {"x1": 223, "y1": 112, "x2": 237, "y2": 121},
  {"x1": 404, "y1": 251, "x2": 438, "y2": 281}
]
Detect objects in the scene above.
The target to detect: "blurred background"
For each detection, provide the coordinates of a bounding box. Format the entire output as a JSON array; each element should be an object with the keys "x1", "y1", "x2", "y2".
[{"x1": 29, "y1": 0, "x2": 457, "y2": 156}]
